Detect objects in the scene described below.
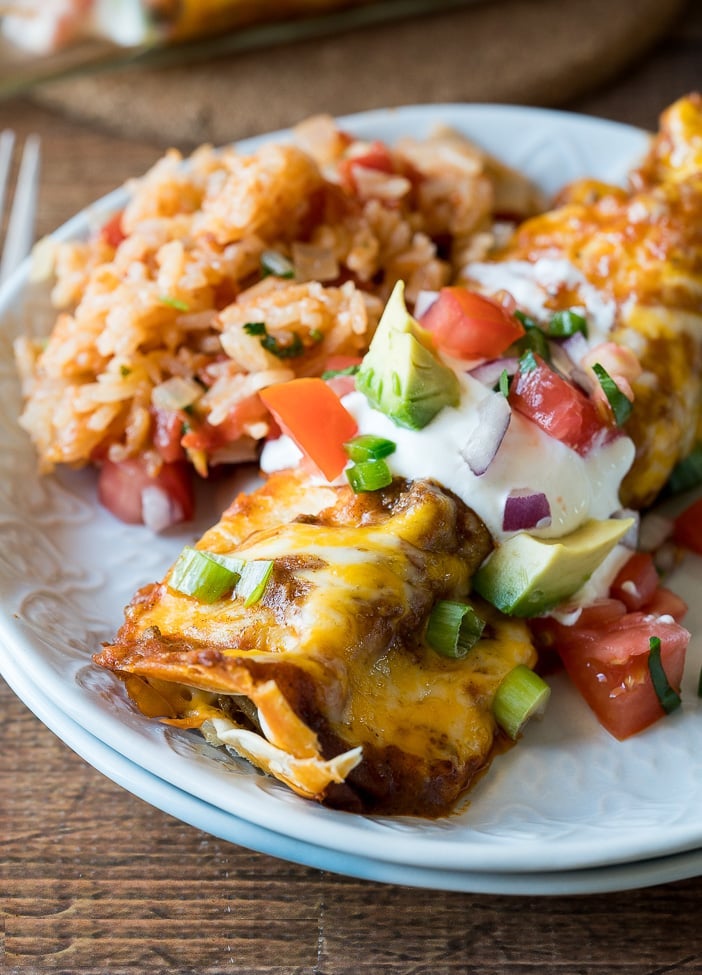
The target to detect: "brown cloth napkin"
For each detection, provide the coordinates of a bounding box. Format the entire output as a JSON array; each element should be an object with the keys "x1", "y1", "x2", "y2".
[{"x1": 32, "y1": 0, "x2": 684, "y2": 147}]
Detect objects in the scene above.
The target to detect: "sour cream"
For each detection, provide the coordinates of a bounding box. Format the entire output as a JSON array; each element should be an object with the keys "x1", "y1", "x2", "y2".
[
  {"x1": 260, "y1": 372, "x2": 635, "y2": 545},
  {"x1": 464, "y1": 258, "x2": 617, "y2": 346}
]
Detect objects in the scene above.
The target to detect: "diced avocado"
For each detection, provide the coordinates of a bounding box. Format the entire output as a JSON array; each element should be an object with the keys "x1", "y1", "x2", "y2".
[
  {"x1": 473, "y1": 517, "x2": 635, "y2": 617},
  {"x1": 356, "y1": 280, "x2": 460, "y2": 430}
]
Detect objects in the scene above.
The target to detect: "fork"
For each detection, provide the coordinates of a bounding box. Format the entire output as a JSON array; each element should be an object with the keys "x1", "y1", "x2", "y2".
[{"x1": 0, "y1": 130, "x2": 41, "y2": 286}]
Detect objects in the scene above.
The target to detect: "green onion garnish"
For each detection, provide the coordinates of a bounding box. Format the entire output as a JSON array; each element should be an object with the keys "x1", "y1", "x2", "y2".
[
  {"x1": 160, "y1": 295, "x2": 190, "y2": 312},
  {"x1": 243, "y1": 321, "x2": 267, "y2": 336},
  {"x1": 425, "y1": 600, "x2": 486, "y2": 659},
  {"x1": 236, "y1": 560, "x2": 274, "y2": 607},
  {"x1": 346, "y1": 458, "x2": 393, "y2": 493},
  {"x1": 344, "y1": 434, "x2": 396, "y2": 463},
  {"x1": 321, "y1": 363, "x2": 360, "y2": 380},
  {"x1": 243, "y1": 320, "x2": 305, "y2": 359},
  {"x1": 591, "y1": 362, "x2": 633, "y2": 426},
  {"x1": 169, "y1": 547, "x2": 240, "y2": 603},
  {"x1": 666, "y1": 443, "x2": 702, "y2": 496},
  {"x1": 497, "y1": 368, "x2": 511, "y2": 397},
  {"x1": 207, "y1": 552, "x2": 246, "y2": 580},
  {"x1": 648, "y1": 636, "x2": 681, "y2": 714},
  {"x1": 548, "y1": 309, "x2": 588, "y2": 338},
  {"x1": 261, "y1": 250, "x2": 295, "y2": 279},
  {"x1": 492, "y1": 665, "x2": 551, "y2": 739},
  {"x1": 309, "y1": 328, "x2": 323, "y2": 343}
]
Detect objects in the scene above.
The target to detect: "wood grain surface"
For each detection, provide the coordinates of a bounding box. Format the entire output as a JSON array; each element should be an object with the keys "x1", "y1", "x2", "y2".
[{"x1": 2, "y1": 3, "x2": 702, "y2": 972}]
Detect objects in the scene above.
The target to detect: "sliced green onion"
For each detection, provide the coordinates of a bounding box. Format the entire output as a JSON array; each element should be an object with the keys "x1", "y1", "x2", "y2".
[
  {"x1": 261, "y1": 250, "x2": 295, "y2": 279},
  {"x1": 160, "y1": 295, "x2": 190, "y2": 312},
  {"x1": 648, "y1": 636, "x2": 681, "y2": 714},
  {"x1": 344, "y1": 434, "x2": 396, "y2": 462},
  {"x1": 207, "y1": 552, "x2": 246, "y2": 581},
  {"x1": 169, "y1": 547, "x2": 240, "y2": 603},
  {"x1": 497, "y1": 368, "x2": 511, "y2": 398},
  {"x1": 425, "y1": 600, "x2": 486, "y2": 659},
  {"x1": 243, "y1": 321, "x2": 267, "y2": 336},
  {"x1": 591, "y1": 362, "x2": 633, "y2": 426},
  {"x1": 667, "y1": 443, "x2": 702, "y2": 495},
  {"x1": 492, "y1": 665, "x2": 551, "y2": 739},
  {"x1": 321, "y1": 363, "x2": 360, "y2": 380},
  {"x1": 346, "y1": 458, "x2": 393, "y2": 493},
  {"x1": 236, "y1": 560, "x2": 274, "y2": 607},
  {"x1": 548, "y1": 309, "x2": 588, "y2": 338}
]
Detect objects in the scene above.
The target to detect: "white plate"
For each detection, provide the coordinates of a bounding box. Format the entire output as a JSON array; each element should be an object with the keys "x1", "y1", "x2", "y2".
[
  {"x1": 1, "y1": 104, "x2": 701, "y2": 880},
  {"x1": 6, "y1": 637, "x2": 702, "y2": 896}
]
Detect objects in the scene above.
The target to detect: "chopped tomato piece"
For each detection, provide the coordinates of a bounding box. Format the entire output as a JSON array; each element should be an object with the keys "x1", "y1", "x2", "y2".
[
  {"x1": 610, "y1": 552, "x2": 659, "y2": 611},
  {"x1": 181, "y1": 394, "x2": 268, "y2": 453},
  {"x1": 97, "y1": 458, "x2": 194, "y2": 528},
  {"x1": 644, "y1": 586, "x2": 688, "y2": 623},
  {"x1": 100, "y1": 211, "x2": 126, "y2": 249},
  {"x1": 338, "y1": 141, "x2": 395, "y2": 191},
  {"x1": 259, "y1": 377, "x2": 358, "y2": 481},
  {"x1": 152, "y1": 407, "x2": 187, "y2": 463},
  {"x1": 534, "y1": 594, "x2": 689, "y2": 740},
  {"x1": 419, "y1": 287, "x2": 525, "y2": 359},
  {"x1": 673, "y1": 496, "x2": 702, "y2": 554},
  {"x1": 509, "y1": 354, "x2": 607, "y2": 455}
]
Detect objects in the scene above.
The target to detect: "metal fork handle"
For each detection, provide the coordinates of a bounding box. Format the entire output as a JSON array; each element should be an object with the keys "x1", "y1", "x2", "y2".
[{"x1": 0, "y1": 132, "x2": 41, "y2": 285}]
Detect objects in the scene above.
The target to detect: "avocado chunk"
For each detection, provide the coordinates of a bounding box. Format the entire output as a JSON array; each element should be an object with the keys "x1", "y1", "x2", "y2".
[
  {"x1": 356, "y1": 281, "x2": 460, "y2": 430},
  {"x1": 473, "y1": 517, "x2": 635, "y2": 617}
]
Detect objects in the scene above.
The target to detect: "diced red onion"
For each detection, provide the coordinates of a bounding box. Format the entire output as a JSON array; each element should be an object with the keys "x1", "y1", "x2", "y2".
[
  {"x1": 502, "y1": 489, "x2": 552, "y2": 532},
  {"x1": 413, "y1": 289, "x2": 439, "y2": 319},
  {"x1": 141, "y1": 485, "x2": 184, "y2": 533},
  {"x1": 460, "y1": 393, "x2": 511, "y2": 476},
  {"x1": 468, "y1": 356, "x2": 519, "y2": 388},
  {"x1": 561, "y1": 330, "x2": 590, "y2": 366},
  {"x1": 612, "y1": 507, "x2": 640, "y2": 549}
]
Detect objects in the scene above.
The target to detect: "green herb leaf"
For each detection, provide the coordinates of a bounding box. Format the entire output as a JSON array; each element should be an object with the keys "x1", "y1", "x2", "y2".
[
  {"x1": 518, "y1": 349, "x2": 539, "y2": 373},
  {"x1": 497, "y1": 368, "x2": 511, "y2": 397},
  {"x1": 514, "y1": 309, "x2": 540, "y2": 331},
  {"x1": 425, "y1": 600, "x2": 486, "y2": 659},
  {"x1": 666, "y1": 443, "x2": 702, "y2": 496},
  {"x1": 592, "y1": 362, "x2": 633, "y2": 426},
  {"x1": 160, "y1": 295, "x2": 190, "y2": 312},
  {"x1": 648, "y1": 636, "x2": 682, "y2": 714},
  {"x1": 321, "y1": 363, "x2": 360, "y2": 380},
  {"x1": 514, "y1": 326, "x2": 551, "y2": 361},
  {"x1": 261, "y1": 332, "x2": 305, "y2": 359},
  {"x1": 243, "y1": 321, "x2": 267, "y2": 336},
  {"x1": 344, "y1": 434, "x2": 396, "y2": 462}
]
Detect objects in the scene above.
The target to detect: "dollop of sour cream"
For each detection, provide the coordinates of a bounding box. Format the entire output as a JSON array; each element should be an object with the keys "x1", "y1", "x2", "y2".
[
  {"x1": 464, "y1": 257, "x2": 617, "y2": 347},
  {"x1": 260, "y1": 372, "x2": 635, "y2": 545}
]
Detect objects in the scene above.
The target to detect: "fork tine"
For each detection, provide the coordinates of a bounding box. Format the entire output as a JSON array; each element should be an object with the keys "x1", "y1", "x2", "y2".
[
  {"x1": 0, "y1": 129, "x2": 16, "y2": 230},
  {"x1": 0, "y1": 132, "x2": 41, "y2": 285}
]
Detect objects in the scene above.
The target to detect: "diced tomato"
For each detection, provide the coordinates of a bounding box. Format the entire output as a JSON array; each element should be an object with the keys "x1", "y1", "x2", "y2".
[
  {"x1": 673, "y1": 496, "x2": 702, "y2": 554},
  {"x1": 644, "y1": 586, "x2": 688, "y2": 623},
  {"x1": 97, "y1": 458, "x2": 194, "y2": 528},
  {"x1": 180, "y1": 394, "x2": 268, "y2": 453},
  {"x1": 323, "y1": 354, "x2": 362, "y2": 398},
  {"x1": 259, "y1": 377, "x2": 358, "y2": 481},
  {"x1": 534, "y1": 594, "x2": 690, "y2": 740},
  {"x1": 419, "y1": 287, "x2": 525, "y2": 360},
  {"x1": 509, "y1": 354, "x2": 607, "y2": 455},
  {"x1": 338, "y1": 141, "x2": 395, "y2": 191},
  {"x1": 100, "y1": 211, "x2": 126, "y2": 249},
  {"x1": 610, "y1": 552, "x2": 659, "y2": 611},
  {"x1": 152, "y1": 407, "x2": 187, "y2": 463}
]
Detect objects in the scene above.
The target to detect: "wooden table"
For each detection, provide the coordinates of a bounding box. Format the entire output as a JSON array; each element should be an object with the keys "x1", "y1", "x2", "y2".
[{"x1": 2, "y1": 4, "x2": 702, "y2": 972}]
